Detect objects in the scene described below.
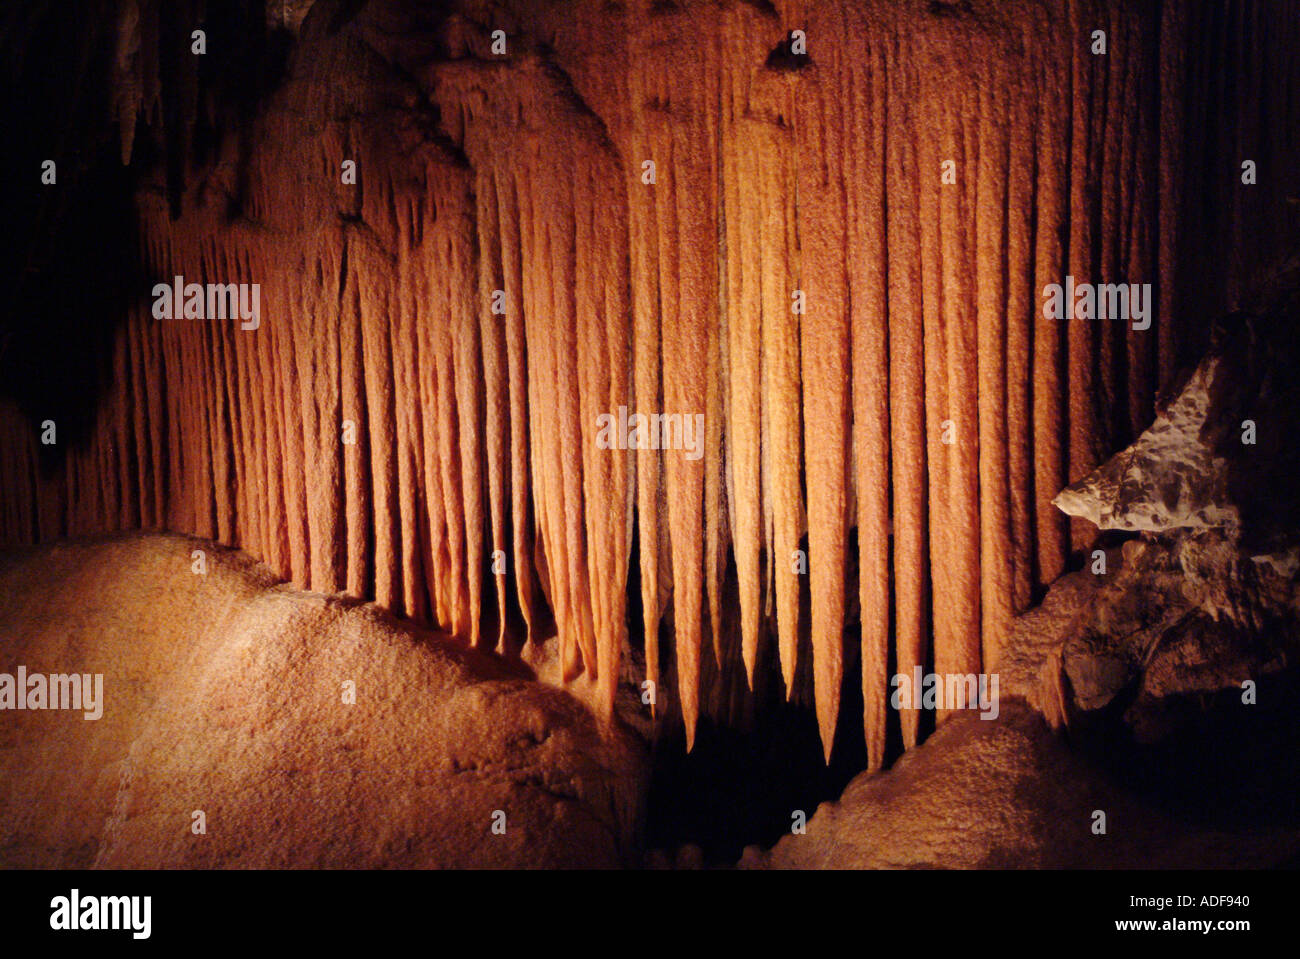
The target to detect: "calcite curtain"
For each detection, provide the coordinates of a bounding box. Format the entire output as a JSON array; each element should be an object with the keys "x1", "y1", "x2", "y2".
[{"x1": 2, "y1": 0, "x2": 1296, "y2": 766}]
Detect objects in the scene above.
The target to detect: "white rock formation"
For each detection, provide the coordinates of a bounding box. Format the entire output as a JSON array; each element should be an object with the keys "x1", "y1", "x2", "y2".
[{"x1": 1053, "y1": 355, "x2": 1239, "y2": 532}]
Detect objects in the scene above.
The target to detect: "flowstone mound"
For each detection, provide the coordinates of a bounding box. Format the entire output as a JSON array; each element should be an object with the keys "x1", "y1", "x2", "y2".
[{"x1": 0, "y1": 534, "x2": 646, "y2": 868}]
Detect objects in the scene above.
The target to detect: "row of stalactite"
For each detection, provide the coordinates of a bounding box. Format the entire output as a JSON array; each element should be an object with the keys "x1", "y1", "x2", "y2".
[{"x1": 2, "y1": 0, "x2": 1297, "y2": 765}]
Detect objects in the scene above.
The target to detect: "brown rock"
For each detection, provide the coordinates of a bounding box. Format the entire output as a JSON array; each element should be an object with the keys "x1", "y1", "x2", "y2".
[
  {"x1": 0, "y1": 534, "x2": 646, "y2": 868},
  {"x1": 764, "y1": 704, "x2": 1300, "y2": 869}
]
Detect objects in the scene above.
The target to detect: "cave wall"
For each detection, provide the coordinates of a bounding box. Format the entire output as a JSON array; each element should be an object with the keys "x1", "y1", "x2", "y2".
[{"x1": 1, "y1": 0, "x2": 1297, "y2": 765}]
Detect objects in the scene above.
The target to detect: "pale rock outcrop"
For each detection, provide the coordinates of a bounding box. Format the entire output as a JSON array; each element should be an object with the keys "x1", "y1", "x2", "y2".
[
  {"x1": 1035, "y1": 306, "x2": 1300, "y2": 730},
  {"x1": 1053, "y1": 355, "x2": 1238, "y2": 532}
]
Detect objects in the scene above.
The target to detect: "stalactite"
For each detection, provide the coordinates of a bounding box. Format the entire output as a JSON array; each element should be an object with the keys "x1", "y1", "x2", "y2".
[
  {"x1": 974, "y1": 42, "x2": 1012, "y2": 676},
  {"x1": 627, "y1": 47, "x2": 666, "y2": 711},
  {"x1": 720, "y1": 10, "x2": 765, "y2": 691},
  {"x1": 1032, "y1": 8, "x2": 1071, "y2": 589},
  {"x1": 796, "y1": 2, "x2": 851, "y2": 760},
  {"x1": 916, "y1": 44, "x2": 951, "y2": 728},
  {"x1": 499, "y1": 163, "x2": 538, "y2": 646},
  {"x1": 475, "y1": 156, "x2": 510, "y2": 648},
  {"x1": 850, "y1": 26, "x2": 891, "y2": 772},
  {"x1": 1066, "y1": 0, "x2": 1100, "y2": 560},
  {"x1": 450, "y1": 174, "x2": 486, "y2": 649},
  {"x1": 755, "y1": 100, "x2": 802, "y2": 704},
  {"x1": 1005, "y1": 14, "x2": 1036, "y2": 618},
  {"x1": 939, "y1": 31, "x2": 982, "y2": 718}
]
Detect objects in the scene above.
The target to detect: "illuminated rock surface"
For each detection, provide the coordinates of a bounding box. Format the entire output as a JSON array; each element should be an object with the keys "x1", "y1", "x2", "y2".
[
  {"x1": 0, "y1": 534, "x2": 645, "y2": 867},
  {"x1": 2, "y1": 0, "x2": 1299, "y2": 868},
  {"x1": 5, "y1": 0, "x2": 1297, "y2": 763}
]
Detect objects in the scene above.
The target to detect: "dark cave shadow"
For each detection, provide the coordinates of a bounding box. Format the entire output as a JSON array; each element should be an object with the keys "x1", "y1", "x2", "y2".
[
  {"x1": 1065, "y1": 667, "x2": 1300, "y2": 835},
  {"x1": 639, "y1": 526, "x2": 925, "y2": 866},
  {"x1": 0, "y1": 1, "x2": 292, "y2": 482}
]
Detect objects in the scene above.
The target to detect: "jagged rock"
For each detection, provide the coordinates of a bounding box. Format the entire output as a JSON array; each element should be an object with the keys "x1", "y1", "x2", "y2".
[
  {"x1": 1040, "y1": 283, "x2": 1300, "y2": 730},
  {"x1": 0, "y1": 534, "x2": 647, "y2": 868},
  {"x1": 1002, "y1": 528, "x2": 1299, "y2": 732},
  {"x1": 1056, "y1": 285, "x2": 1300, "y2": 546},
  {"x1": 1053, "y1": 354, "x2": 1238, "y2": 532}
]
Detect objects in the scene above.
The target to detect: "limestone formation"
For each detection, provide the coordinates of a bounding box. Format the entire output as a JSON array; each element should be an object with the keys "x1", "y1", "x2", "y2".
[
  {"x1": 1053, "y1": 354, "x2": 1239, "y2": 532},
  {"x1": 760, "y1": 703, "x2": 1300, "y2": 869},
  {"x1": 6, "y1": 0, "x2": 1296, "y2": 767}
]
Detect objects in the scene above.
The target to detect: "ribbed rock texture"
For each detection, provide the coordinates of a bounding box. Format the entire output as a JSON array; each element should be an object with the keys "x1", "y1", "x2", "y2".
[
  {"x1": 0, "y1": 534, "x2": 645, "y2": 868},
  {"x1": 2, "y1": 0, "x2": 1298, "y2": 764}
]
